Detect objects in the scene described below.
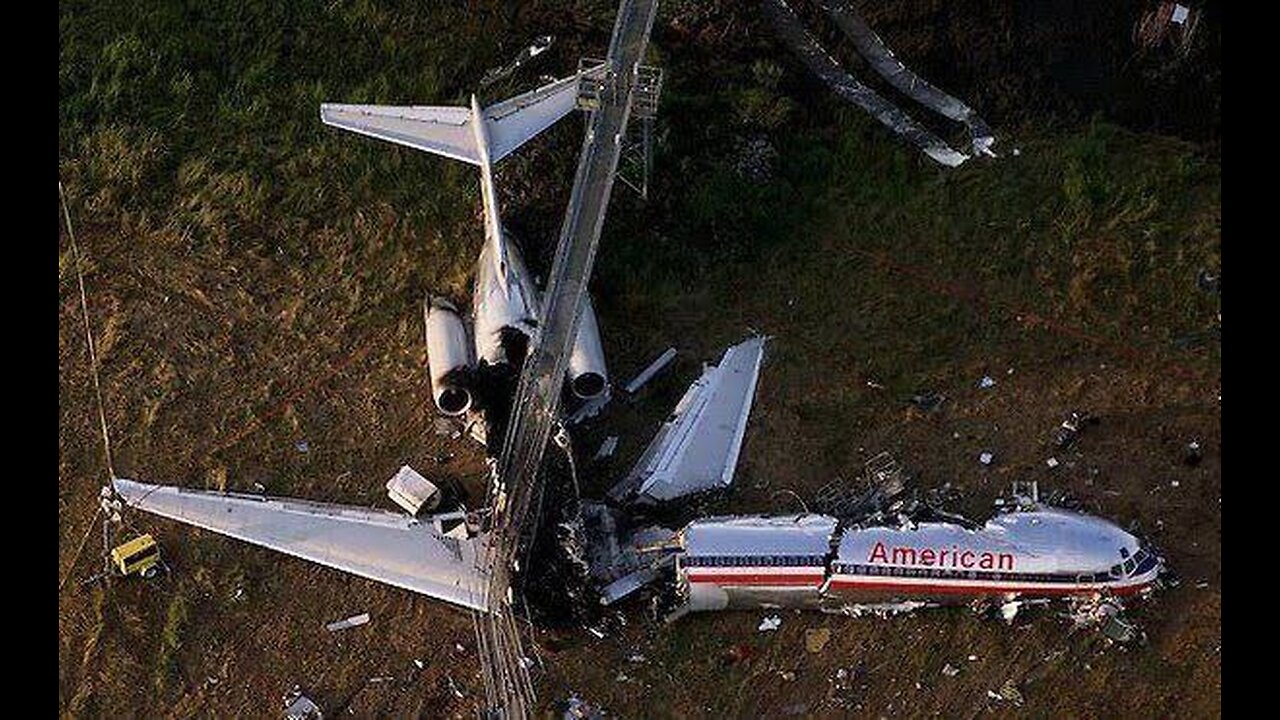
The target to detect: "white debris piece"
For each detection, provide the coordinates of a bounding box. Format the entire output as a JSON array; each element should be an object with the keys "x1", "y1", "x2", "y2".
[
  {"x1": 385, "y1": 465, "x2": 440, "y2": 516},
  {"x1": 325, "y1": 613, "x2": 370, "y2": 632},
  {"x1": 1172, "y1": 4, "x2": 1190, "y2": 24},
  {"x1": 942, "y1": 663, "x2": 960, "y2": 677},
  {"x1": 979, "y1": 452, "x2": 994, "y2": 465},
  {"x1": 759, "y1": 615, "x2": 783, "y2": 632},
  {"x1": 1046, "y1": 457, "x2": 1060, "y2": 468},
  {"x1": 999, "y1": 601, "x2": 1021, "y2": 623},
  {"x1": 978, "y1": 375, "x2": 996, "y2": 389},
  {"x1": 284, "y1": 688, "x2": 323, "y2": 720},
  {"x1": 594, "y1": 436, "x2": 619, "y2": 461},
  {"x1": 624, "y1": 347, "x2": 678, "y2": 394},
  {"x1": 611, "y1": 337, "x2": 768, "y2": 504}
]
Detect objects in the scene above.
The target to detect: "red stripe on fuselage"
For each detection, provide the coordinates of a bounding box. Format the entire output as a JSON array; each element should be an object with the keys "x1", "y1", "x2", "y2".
[
  {"x1": 685, "y1": 571, "x2": 825, "y2": 587},
  {"x1": 824, "y1": 577, "x2": 1154, "y2": 597}
]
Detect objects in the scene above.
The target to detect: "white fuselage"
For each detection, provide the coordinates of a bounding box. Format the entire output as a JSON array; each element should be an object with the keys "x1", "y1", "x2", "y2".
[{"x1": 674, "y1": 506, "x2": 1163, "y2": 612}]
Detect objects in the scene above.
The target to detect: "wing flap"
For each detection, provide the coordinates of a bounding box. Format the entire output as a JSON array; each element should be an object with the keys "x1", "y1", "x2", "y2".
[{"x1": 113, "y1": 478, "x2": 488, "y2": 612}]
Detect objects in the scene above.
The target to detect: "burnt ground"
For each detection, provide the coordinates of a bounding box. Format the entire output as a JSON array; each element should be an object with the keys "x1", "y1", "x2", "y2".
[{"x1": 59, "y1": 1, "x2": 1219, "y2": 717}]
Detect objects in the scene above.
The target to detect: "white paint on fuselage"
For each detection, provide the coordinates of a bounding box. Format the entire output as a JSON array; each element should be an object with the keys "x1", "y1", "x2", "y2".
[{"x1": 672, "y1": 506, "x2": 1163, "y2": 613}]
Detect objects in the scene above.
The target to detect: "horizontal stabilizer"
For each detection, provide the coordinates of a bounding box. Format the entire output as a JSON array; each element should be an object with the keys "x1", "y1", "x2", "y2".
[
  {"x1": 320, "y1": 103, "x2": 480, "y2": 164},
  {"x1": 113, "y1": 478, "x2": 488, "y2": 612},
  {"x1": 321, "y1": 64, "x2": 603, "y2": 165},
  {"x1": 483, "y1": 66, "x2": 600, "y2": 162}
]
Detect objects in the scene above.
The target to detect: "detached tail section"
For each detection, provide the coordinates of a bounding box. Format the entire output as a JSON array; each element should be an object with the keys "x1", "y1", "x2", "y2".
[{"x1": 320, "y1": 67, "x2": 600, "y2": 166}]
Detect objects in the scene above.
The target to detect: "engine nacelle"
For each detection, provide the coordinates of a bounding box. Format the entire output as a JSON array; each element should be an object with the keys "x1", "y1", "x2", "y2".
[
  {"x1": 424, "y1": 298, "x2": 474, "y2": 416},
  {"x1": 567, "y1": 295, "x2": 608, "y2": 399}
]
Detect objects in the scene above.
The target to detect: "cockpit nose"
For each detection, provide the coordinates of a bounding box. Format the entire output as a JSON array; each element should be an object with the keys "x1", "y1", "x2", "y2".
[{"x1": 1110, "y1": 545, "x2": 1161, "y2": 579}]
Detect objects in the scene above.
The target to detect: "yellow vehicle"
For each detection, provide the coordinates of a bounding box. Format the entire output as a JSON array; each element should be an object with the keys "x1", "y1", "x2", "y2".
[{"x1": 110, "y1": 534, "x2": 161, "y2": 579}]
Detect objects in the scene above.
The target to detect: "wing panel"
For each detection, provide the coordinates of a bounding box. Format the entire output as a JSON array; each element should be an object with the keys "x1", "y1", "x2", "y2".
[{"x1": 113, "y1": 478, "x2": 488, "y2": 612}]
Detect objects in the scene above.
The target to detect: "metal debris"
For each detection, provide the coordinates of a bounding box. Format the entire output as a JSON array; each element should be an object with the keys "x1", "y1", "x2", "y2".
[
  {"x1": 283, "y1": 687, "x2": 323, "y2": 720},
  {"x1": 759, "y1": 615, "x2": 783, "y2": 632},
  {"x1": 979, "y1": 452, "x2": 994, "y2": 466},
  {"x1": 593, "y1": 436, "x2": 619, "y2": 461},
  {"x1": 624, "y1": 347, "x2": 678, "y2": 395},
  {"x1": 1052, "y1": 410, "x2": 1096, "y2": 450},
  {"x1": 563, "y1": 693, "x2": 605, "y2": 720},
  {"x1": 1068, "y1": 597, "x2": 1143, "y2": 644},
  {"x1": 480, "y1": 35, "x2": 554, "y2": 88},
  {"x1": 816, "y1": 0, "x2": 995, "y2": 156},
  {"x1": 1046, "y1": 457, "x2": 1060, "y2": 469},
  {"x1": 941, "y1": 663, "x2": 960, "y2": 678},
  {"x1": 999, "y1": 601, "x2": 1021, "y2": 623},
  {"x1": 978, "y1": 375, "x2": 996, "y2": 389},
  {"x1": 385, "y1": 465, "x2": 440, "y2": 516},
  {"x1": 325, "y1": 613, "x2": 370, "y2": 633},
  {"x1": 1135, "y1": 1, "x2": 1201, "y2": 56},
  {"x1": 445, "y1": 674, "x2": 465, "y2": 700},
  {"x1": 1102, "y1": 614, "x2": 1140, "y2": 644},
  {"x1": 760, "y1": 0, "x2": 972, "y2": 166}
]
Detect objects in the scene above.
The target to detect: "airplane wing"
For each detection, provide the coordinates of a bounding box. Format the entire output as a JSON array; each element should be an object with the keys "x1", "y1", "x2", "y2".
[
  {"x1": 609, "y1": 336, "x2": 768, "y2": 505},
  {"x1": 113, "y1": 478, "x2": 488, "y2": 612}
]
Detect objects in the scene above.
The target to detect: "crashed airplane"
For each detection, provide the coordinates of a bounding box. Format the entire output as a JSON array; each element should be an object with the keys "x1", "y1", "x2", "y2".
[{"x1": 112, "y1": 39, "x2": 1162, "y2": 665}]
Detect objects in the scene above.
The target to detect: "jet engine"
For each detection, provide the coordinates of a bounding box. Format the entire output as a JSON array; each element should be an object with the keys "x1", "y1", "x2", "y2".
[
  {"x1": 567, "y1": 296, "x2": 608, "y2": 399},
  {"x1": 424, "y1": 298, "x2": 474, "y2": 416}
]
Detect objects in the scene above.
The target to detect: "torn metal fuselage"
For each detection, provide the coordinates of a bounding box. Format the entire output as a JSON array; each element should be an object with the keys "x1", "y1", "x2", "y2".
[{"x1": 663, "y1": 503, "x2": 1163, "y2": 616}]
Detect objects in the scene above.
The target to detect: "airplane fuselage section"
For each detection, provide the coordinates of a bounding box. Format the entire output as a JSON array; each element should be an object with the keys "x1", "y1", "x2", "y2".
[{"x1": 674, "y1": 507, "x2": 1163, "y2": 612}]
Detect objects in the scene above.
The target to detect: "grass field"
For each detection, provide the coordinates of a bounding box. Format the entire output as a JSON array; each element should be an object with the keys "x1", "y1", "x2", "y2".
[{"x1": 60, "y1": 1, "x2": 1219, "y2": 716}]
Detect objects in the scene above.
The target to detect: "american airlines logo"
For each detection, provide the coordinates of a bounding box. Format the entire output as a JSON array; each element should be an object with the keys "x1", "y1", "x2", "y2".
[{"x1": 868, "y1": 542, "x2": 1015, "y2": 571}]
